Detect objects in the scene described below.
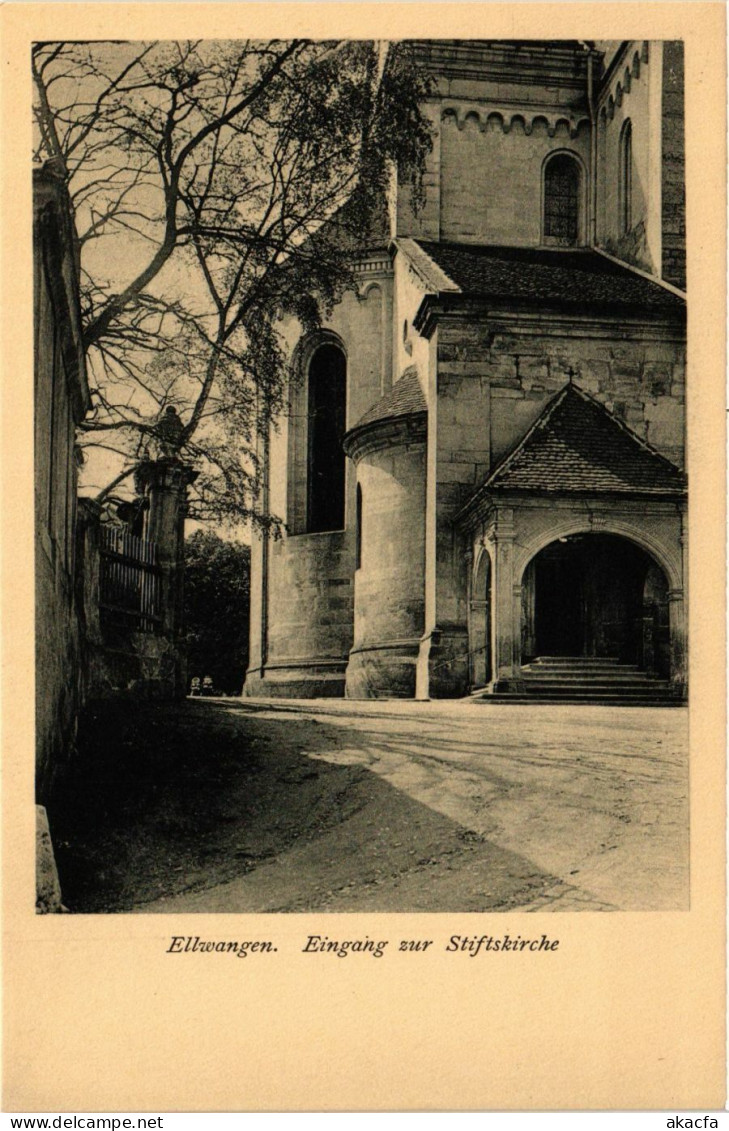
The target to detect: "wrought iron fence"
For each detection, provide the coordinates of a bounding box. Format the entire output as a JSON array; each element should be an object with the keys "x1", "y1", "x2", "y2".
[{"x1": 99, "y1": 525, "x2": 162, "y2": 633}]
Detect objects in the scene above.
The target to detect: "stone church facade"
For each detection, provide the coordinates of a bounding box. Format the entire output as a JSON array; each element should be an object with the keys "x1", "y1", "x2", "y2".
[{"x1": 244, "y1": 40, "x2": 687, "y2": 703}]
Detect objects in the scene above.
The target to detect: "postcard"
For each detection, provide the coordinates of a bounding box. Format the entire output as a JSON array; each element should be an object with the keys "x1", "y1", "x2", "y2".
[{"x1": 2, "y1": 2, "x2": 726, "y2": 1112}]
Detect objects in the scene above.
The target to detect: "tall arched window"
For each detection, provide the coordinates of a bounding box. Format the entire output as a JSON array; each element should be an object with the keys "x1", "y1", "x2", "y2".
[
  {"x1": 355, "y1": 483, "x2": 362, "y2": 570},
  {"x1": 620, "y1": 119, "x2": 633, "y2": 234},
  {"x1": 543, "y1": 153, "x2": 581, "y2": 245},
  {"x1": 307, "y1": 342, "x2": 346, "y2": 533}
]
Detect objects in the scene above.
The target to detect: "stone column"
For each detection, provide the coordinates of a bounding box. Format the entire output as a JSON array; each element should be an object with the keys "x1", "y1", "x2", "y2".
[
  {"x1": 668, "y1": 508, "x2": 688, "y2": 698},
  {"x1": 467, "y1": 542, "x2": 492, "y2": 689},
  {"x1": 668, "y1": 588, "x2": 687, "y2": 696},
  {"x1": 344, "y1": 416, "x2": 427, "y2": 699},
  {"x1": 487, "y1": 508, "x2": 523, "y2": 691},
  {"x1": 75, "y1": 497, "x2": 102, "y2": 646},
  {"x1": 135, "y1": 457, "x2": 198, "y2": 694}
]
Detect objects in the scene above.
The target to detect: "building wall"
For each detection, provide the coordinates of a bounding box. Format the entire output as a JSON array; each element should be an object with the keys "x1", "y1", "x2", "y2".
[
  {"x1": 661, "y1": 42, "x2": 686, "y2": 288},
  {"x1": 248, "y1": 39, "x2": 686, "y2": 702},
  {"x1": 596, "y1": 42, "x2": 662, "y2": 277},
  {"x1": 34, "y1": 166, "x2": 90, "y2": 802},
  {"x1": 395, "y1": 40, "x2": 685, "y2": 286},
  {"x1": 346, "y1": 427, "x2": 426, "y2": 698},
  {"x1": 245, "y1": 260, "x2": 392, "y2": 696},
  {"x1": 396, "y1": 41, "x2": 592, "y2": 248},
  {"x1": 415, "y1": 308, "x2": 686, "y2": 697},
  {"x1": 435, "y1": 310, "x2": 686, "y2": 477},
  {"x1": 439, "y1": 116, "x2": 591, "y2": 246},
  {"x1": 392, "y1": 251, "x2": 435, "y2": 385}
]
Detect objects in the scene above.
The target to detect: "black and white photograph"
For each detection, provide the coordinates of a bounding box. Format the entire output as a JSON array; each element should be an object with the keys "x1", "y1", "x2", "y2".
[{"x1": 34, "y1": 37, "x2": 690, "y2": 918}]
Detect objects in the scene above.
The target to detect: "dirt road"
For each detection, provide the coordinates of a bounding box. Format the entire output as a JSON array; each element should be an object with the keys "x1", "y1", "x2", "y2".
[{"x1": 52, "y1": 697, "x2": 688, "y2": 914}]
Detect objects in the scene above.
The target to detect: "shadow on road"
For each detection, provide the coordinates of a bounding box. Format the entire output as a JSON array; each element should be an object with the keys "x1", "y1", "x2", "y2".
[{"x1": 50, "y1": 698, "x2": 573, "y2": 913}]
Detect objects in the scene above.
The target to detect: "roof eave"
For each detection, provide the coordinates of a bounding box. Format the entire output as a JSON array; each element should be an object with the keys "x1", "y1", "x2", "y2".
[
  {"x1": 413, "y1": 291, "x2": 685, "y2": 338},
  {"x1": 456, "y1": 484, "x2": 687, "y2": 527}
]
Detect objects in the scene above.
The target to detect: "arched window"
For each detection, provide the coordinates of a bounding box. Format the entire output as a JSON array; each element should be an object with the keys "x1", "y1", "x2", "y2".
[
  {"x1": 620, "y1": 119, "x2": 633, "y2": 234},
  {"x1": 543, "y1": 153, "x2": 581, "y2": 245},
  {"x1": 307, "y1": 342, "x2": 346, "y2": 533},
  {"x1": 355, "y1": 483, "x2": 362, "y2": 570}
]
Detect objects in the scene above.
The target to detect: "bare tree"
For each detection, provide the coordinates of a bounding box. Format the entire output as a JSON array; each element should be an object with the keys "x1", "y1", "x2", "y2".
[{"x1": 33, "y1": 39, "x2": 432, "y2": 524}]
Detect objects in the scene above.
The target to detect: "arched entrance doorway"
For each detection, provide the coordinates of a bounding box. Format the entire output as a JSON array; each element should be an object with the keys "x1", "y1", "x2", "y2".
[{"x1": 521, "y1": 533, "x2": 670, "y2": 676}]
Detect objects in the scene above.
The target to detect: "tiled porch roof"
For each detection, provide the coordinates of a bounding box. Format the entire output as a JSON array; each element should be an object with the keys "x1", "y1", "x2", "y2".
[
  {"x1": 468, "y1": 383, "x2": 686, "y2": 502},
  {"x1": 351, "y1": 367, "x2": 427, "y2": 431}
]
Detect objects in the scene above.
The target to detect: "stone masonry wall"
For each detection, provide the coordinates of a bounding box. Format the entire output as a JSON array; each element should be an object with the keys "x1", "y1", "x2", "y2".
[
  {"x1": 662, "y1": 41, "x2": 685, "y2": 289},
  {"x1": 421, "y1": 311, "x2": 685, "y2": 695},
  {"x1": 245, "y1": 263, "x2": 392, "y2": 696},
  {"x1": 440, "y1": 117, "x2": 591, "y2": 247},
  {"x1": 34, "y1": 167, "x2": 88, "y2": 805},
  {"x1": 597, "y1": 45, "x2": 656, "y2": 275},
  {"x1": 346, "y1": 434, "x2": 426, "y2": 698},
  {"x1": 437, "y1": 313, "x2": 686, "y2": 485}
]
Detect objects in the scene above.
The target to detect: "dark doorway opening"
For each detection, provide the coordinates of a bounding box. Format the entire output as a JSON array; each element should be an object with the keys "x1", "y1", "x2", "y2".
[{"x1": 522, "y1": 533, "x2": 670, "y2": 675}]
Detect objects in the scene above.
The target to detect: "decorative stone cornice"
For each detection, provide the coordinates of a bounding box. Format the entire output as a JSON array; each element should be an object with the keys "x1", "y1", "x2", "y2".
[
  {"x1": 354, "y1": 255, "x2": 392, "y2": 276},
  {"x1": 409, "y1": 39, "x2": 591, "y2": 90},
  {"x1": 134, "y1": 456, "x2": 199, "y2": 495},
  {"x1": 597, "y1": 41, "x2": 650, "y2": 120},
  {"x1": 343, "y1": 411, "x2": 427, "y2": 463},
  {"x1": 413, "y1": 290, "x2": 686, "y2": 341},
  {"x1": 441, "y1": 106, "x2": 591, "y2": 139}
]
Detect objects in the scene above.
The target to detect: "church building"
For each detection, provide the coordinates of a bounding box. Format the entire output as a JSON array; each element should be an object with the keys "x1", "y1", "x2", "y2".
[{"x1": 244, "y1": 40, "x2": 687, "y2": 704}]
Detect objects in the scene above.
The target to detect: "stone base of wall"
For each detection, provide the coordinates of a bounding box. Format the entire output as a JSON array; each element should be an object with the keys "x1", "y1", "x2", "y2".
[
  {"x1": 416, "y1": 625, "x2": 470, "y2": 699},
  {"x1": 345, "y1": 638, "x2": 420, "y2": 698},
  {"x1": 36, "y1": 805, "x2": 65, "y2": 914},
  {"x1": 242, "y1": 662, "x2": 347, "y2": 699},
  {"x1": 87, "y1": 635, "x2": 182, "y2": 700},
  {"x1": 36, "y1": 549, "x2": 85, "y2": 806}
]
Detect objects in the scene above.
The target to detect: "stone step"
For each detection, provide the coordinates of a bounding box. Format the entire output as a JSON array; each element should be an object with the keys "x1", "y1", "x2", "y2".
[
  {"x1": 521, "y1": 684, "x2": 667, "y2": 696},
  {"x1": 519, "y1": 683, "x2": 669, "y2": 692},
  {"x1": 474, "y1": 696, "x2": 682, "y2": 707},
  {"x1": 526, "y1": 660, "x2": 638, "y2": 672},
  {"x1": 521, "y1": 673, "x2": 663, "y2": 685},
  {"x1": 470, "y1": 670, "x2": 681, "y2": 705}
]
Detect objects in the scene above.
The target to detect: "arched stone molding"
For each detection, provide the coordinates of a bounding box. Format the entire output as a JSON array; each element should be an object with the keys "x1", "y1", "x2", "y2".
[
  {"x1": 440, "y1": 104, "x2": 591, "y2": 139},
  {"x1": 287, "y1": 329, "x2": 348, "y2": 534},
  {"x1": 601, "y1": 41, "x2": 649, "y2": 119},
  {"x1": 472, "y1": 540, "x2": 493, "y2": 590},
  {"x1": 468, "y1": 542, "x2": 493, "y2": 689},
  {"x1": 507, "y1": 113, "x2": 528, "y2": 136},
  {"x1": 509, "y1": 516, "x2": 685, "y2": 691},
  {"x1": 512, "y1": 518, "x2": 682, "y2": 592},
  {"x1": 290, "y1": 327, "x2": 348, "y2": 385},
  {"x1": 358, "y1": 280, "x2": 383, "y2": 302},
  {"x1": 541, "y1": 149, "x2": 589, "y2": 246}
]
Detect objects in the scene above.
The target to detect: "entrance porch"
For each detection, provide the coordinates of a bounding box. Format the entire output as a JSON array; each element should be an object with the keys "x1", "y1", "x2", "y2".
[{"x1": 465, "y1": 501, "x2": 687, "y2": 704}]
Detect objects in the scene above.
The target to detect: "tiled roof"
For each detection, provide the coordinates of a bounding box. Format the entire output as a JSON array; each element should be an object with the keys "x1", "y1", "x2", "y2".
[
  {"x1": 414, "y1": 241, "x2": 685, "y2": 314},
  {"x1": 352, "y1": 367, "x2": 427, "y2": 430},
  {"x1": 480, "y1": 383, "x2": 686, "y2": 496}
]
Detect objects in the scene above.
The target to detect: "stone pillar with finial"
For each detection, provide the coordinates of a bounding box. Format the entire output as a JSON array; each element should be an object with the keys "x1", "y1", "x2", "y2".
[{"x1": 134, "y1": 437, "x2": 198, "y2": 695}]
